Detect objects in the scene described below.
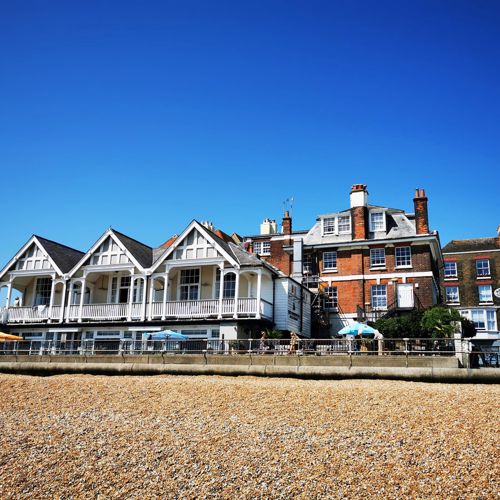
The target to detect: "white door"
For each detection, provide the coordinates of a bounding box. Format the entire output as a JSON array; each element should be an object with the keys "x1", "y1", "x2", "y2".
[{"x1": 397, "y1": 284, "x2": 414, "y2": 309}]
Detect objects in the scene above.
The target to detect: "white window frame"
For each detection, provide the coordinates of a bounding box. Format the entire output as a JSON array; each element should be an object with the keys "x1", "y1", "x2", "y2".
[
  {"x1": 395, "y1": 246, "x2": 412, "y2": 268},
  {"x1": 369, "y1": 211, "x2": 385, "y2": 232},
  {"x1": 337, "y1": 215, "x2": 351, "y2": 234},
  {"x1": 323, "y1": 251, "x2": 337, "y2": 271},
  {"x1": 445, "y1": 286, "x2": 460, "y2": 304},
  {"x1": 33, "y1": 277, "x2": 52, "y2": 306},
  {"x1": 253, "y1": 241, "x2": 271, "y2": 256},
  {"x1": 478, "y1": 285, "x2": 493, "y2": 304},
  {"x1": 476, "y1": 259, "x2": 491, "y2": 278},
  {"x1": 178, "y1": 268, "x2": 201, "y2": 301},
  {"x1": 462, "y1": 309, "x2": 497, "y2": 331},
  {"x1": 322, "y1": 218, "x2": 336, "y2": 235},
  {"x1": 322, "y1": 215, "x2": 351, "y2": 236},
  {"x1": 444, "y1": 261, "x2": 458, "y2": 279},
  {"x1": 370, "y1": 248, "x2": 386, "y2": 268},
  {"x1": 371, "y1": 285, "x2": 387, "y2": 310}
]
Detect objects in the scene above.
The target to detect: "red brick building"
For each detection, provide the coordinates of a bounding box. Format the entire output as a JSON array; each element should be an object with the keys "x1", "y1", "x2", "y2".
[
  {"x1": 244, "y1": 185, "x2": 442, "y2": 335},
  {"x1": 442, "y1": 230, "x2": 500, "y2": 340}
]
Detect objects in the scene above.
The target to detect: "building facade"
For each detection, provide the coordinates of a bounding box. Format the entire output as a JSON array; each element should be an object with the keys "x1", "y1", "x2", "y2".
[
  {"x1": 245, "y1": 185, "x2": 442, "y2": 335},
  {"x1": 0, "y1": 220, "x2": 312, "y2": 348},
  {"x1": 442, "y1": 230, "x2": 500, "y2": 340}
]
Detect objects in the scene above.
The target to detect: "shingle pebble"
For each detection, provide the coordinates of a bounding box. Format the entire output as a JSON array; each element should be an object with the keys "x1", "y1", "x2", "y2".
[{"x1": 0, "y1": 374, "x2": 498, "y2": 499}]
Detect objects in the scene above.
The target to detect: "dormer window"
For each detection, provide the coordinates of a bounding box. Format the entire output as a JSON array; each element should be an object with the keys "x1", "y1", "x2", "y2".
[
  {"x1": 323, "y1": 218, "x2": 336, "y2": 235},
  {"x1": 253, "y1": 241, "x2": 271, "y2": 256},
  {"x1": 338, "y1": 216, "x2": 351, "y2": 234},
  {"x1": 369, "y1": 211, "x2": 385, "y2": 232},
  {"x1": 322, "y1": 215, "x2": 351, "y2": 236}
]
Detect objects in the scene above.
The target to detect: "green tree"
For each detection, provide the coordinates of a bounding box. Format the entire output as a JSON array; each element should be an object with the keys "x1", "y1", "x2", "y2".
[{"x1": 420, "y1": 306, "x2": 462, "y2": 338}]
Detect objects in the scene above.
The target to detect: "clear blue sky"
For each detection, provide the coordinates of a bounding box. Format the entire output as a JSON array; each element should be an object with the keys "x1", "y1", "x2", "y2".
[{"x1": 1, "y1": 0, "x2": 499, "y2": 266}]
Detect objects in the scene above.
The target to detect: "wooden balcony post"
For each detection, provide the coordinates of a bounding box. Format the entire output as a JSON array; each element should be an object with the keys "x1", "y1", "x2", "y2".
[
  {"x1": 256, "y1": 269, "x2": 262, "y2": 319},
  {"x1": 141, "y1": 277, "x2": 147, "y2": 321},
  {"x1": 48, "y1": 277, "x2": 56, "y2": 323},
  {"x1": 161, "y1": 271, "x2": 169, "y2": 320},
  {"x1": 78, "y1": 277, "x2": 86, "y2": 322},
  {"x1": 5, "y1": 281, "x2": 12, "y2": 307},
  {"x1": 60, "y1": 280, "x2": 67, "y2": 323},
  {"x1": 233, "y1": 270, "x2": 240, "y2": 319},
  {"x1": 127, "y1": 275, "x2": 135, "y2": 321},
  {"x1": 147, "y1": 276, "x2": 155, "y2": 320},
  {"x1": 218, "y1": 266, "x2": 224, "y2": 319}
]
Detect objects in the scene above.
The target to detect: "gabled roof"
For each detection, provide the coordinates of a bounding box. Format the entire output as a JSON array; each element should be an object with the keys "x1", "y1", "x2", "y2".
[
  {"x1": 442, "y1": 237, "x2": 500, "y2": 253},
  {"x1": 0, "y1": 235, "x2": 84, "y2": 281},
  {"x1": 35, "y1": 236, "x2": 85, "y2": 273},
  {"x1": 151, "y1": 220, "x2": 269, "y2": 272},
  {"x1": 112, "y1": 229, "x2": 153, "y2": 268},
  {"x1": 68, "y1": 228, "x2": 152, "y2": 276}
]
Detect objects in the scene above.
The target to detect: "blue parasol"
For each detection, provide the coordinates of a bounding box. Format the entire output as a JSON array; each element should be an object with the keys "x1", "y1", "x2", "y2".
[
  {"x1": 338, "y1": 322, "x2": 376, "y2": 337},
  {"x1": 146, "y1": 330, "x2": 189, "y2": 341}
]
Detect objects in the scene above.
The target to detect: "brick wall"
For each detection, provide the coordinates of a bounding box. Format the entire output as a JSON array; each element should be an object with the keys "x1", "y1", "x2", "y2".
[{"x1": 442, "y1": 250, "x2": 500, "y2": 308}]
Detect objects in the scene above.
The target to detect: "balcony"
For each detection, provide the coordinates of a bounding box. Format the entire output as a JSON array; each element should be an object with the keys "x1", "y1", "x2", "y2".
[{"x1": 0, "y1": 298, "x2": 273, "y2": 324}]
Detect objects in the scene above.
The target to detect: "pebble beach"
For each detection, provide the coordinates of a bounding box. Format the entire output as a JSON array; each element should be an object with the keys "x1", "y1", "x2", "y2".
[{"x1": 0, "y1": 374, "x2": 498, "y2": 499}]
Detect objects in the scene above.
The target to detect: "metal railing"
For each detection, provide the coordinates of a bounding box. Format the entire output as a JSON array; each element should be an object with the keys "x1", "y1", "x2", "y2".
[{"x1": 0, "y1": 338, "x2": 498, "y2": 367}]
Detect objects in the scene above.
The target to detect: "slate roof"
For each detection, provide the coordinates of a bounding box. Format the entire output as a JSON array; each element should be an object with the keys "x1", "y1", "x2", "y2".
[
  {"x1": 35, "y1": 236, "x2": 85, "y2": 273},
  {"x1": 205, "y1": 226, "x2": 263, "y2": 267},
  {"x1": 112, "y1": 229, "x2": 153, "y2": 269},
  {"x1": 303, "y1": 207, "x2": 418, "y2": 246},
  {"x1": 442, "y1": 238, "x2": 499, "y2": 253}
]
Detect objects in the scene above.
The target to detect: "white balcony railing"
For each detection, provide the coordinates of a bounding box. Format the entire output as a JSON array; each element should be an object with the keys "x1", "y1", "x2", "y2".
[{"x1": 1, "y1": 298, "x2": 273, "y2": 324}]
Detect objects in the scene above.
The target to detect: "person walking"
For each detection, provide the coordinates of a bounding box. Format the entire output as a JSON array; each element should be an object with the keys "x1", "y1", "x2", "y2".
[
  {"x1": 259, "y1": 330, "x2": 268, "y2": 353},
  {"x1": 289, "y1": 331, "x2": 298, "y2": 354},
  {"x1": 373, "y1": 329, "x2": 384, "y2": 355}
]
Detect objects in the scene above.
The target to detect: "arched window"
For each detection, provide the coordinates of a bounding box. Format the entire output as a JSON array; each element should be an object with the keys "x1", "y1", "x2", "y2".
[{"x1": 215, "y1": 270, "x2": 236, "y2": 299}]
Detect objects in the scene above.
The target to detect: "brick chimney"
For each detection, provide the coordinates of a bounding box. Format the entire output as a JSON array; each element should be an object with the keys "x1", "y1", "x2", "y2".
[
  {"x1": 350, "y1": 184, "x2": 368, "y2": 240},
  {"x1": 282, "y1": 210, "x2": 292, "y2": 235},
  {"x1": 413, "y1": 188, "x2": 429, "y2": 234}
]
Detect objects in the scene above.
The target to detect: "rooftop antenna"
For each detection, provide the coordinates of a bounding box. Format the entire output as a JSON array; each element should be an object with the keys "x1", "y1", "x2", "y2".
[{"x1": 283, "y1": 197, "x2": 294, "y2": 216}]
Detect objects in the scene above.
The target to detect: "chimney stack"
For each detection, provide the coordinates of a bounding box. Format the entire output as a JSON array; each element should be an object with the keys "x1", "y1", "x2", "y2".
[
  {"x1": 350, "y1": 184, "x2": 368, "y2": 240},
  {"x1": 413, "y1": 188, "x2": 429, "y2": 234},
  {"x1": 282, "y1": 210, "x2": 292, "y2": 235}
]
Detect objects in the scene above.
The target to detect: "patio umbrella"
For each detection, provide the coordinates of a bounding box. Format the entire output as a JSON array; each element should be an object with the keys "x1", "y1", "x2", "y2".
[
  {"x1": 147, "y1": 330, "x2": 189, "y2": 341},
  {"x1": 338, "y1": 322, "x2": 376, "y2": 337},
  {"x1": 0, "y1": 332, "x2": 23, "y2": 341}
]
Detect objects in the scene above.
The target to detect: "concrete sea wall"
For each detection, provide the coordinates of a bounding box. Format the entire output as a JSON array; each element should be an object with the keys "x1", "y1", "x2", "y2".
[{"x1": 0, "y1": 354, "x2": 498, "y2": 383}]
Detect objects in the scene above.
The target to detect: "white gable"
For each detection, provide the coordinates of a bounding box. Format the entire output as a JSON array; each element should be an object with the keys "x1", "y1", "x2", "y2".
[
  {"x1": 167, "y1": 229, "x2": 221, "y2": 260},
  {"x1": 86, "y1": 236, "x2": 132, "y2": 266},
  {"x1": 14, "y1": 243, "x2": 53, "y2": 272}
]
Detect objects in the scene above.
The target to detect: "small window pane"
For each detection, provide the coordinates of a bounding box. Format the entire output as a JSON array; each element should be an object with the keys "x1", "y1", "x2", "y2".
[
  {"x1": 478, "y1": 285, "x2": 492, "y2": 302},
  {"x1": 444, "y1": 261, "x2": 457, "y2": 278},
  {"x1": 370, "y1": 248, "x2": 386, "y2": 267},
  {"x1": 323, "y1": 251, "x2": 337, "y2": 270},
  {"x1": 395, "y1": 247, "x2": 411, "y2": 267},
  {"x1": 323, "y1": 218, "x2": 335, "y2": 234},
  {"x1": 476, "y1": 260, "x2": 490, "y2": 277},
  {"x1": 445, "y1": 286, "x2": 459, "y2": 303}
]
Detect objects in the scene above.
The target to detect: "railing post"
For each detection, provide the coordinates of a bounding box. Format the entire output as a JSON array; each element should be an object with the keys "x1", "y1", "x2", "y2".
[{"x1": 404, "y1": 338, "x2": 409, "y2": 368}]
